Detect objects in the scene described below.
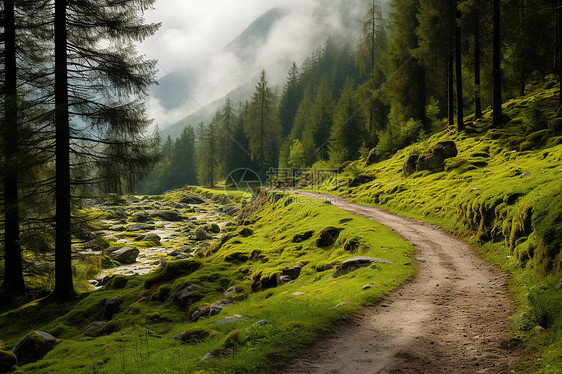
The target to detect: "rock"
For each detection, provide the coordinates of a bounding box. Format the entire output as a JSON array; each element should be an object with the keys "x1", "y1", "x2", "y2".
[
  {"x1": 107, "y1": 247, "x2": 139, "y2": 264},
  {"x1": 109, "y1": 225, "x2": 125, "y2": 231},
  {"x1": 223, "y1": 286, "x2": 237, "y2": 297},
  {"x1": 132, "y1": 211, "x2": 151, "y2": 222},
  {"x1": 195, "y1": 227, "x2": 209, "y2": 241},
  {"x1": 12, "y1": 331, "x2": 60, "y2": 366},
  {"x1": 417, "y1": 153, "x2": 445, "y2": 172},
  {"x1": 316, "y1": 227, "x2": 343, "y2": 247},
  {"x1": 334, "y1": 256, "x2": 393, "y2": 277},
  {"x1": 292, "y1": 230, "x2": 314, "y2": 243},
  {"x1": 239, "y1": 227, "x2": 254, "y2": 237},
  {"x1": 210, "y1": 315, "x2": 245, "y2": 325},
  {"x1": 84, "y1": 321, "x2": 118, "y2": 337},
  {"x1": 362, "y1": 282, "x2": 378, "y2": 290},
  {"x1": 113, "y1": 209, "x2": 128, "y2": 219},
  {"x1": 339, "y1": 218, "x2": 353, "y2": 224},
  {"x1": 127, "y1": 223, "x2": 155, "y2": 232},
  {"x1": 224, "y1": 251, "x2": 249, "y2": 263},
  {"x1": 84, "y1": 321, "x2": 106, "y2": 335},
  {"x1": 534, "y1": 326, "x2": 546, "y2": 334},
  {"x1": 349, "y1": 172, "x2": 377, "y2": 187},
  {"x1": 207, "y1": 223, "x2": 220, "y2": 233},
  {"x1": 403, "y1": 154, "x2": 419, "y2": 177},
  {"x1": 556, "y1": 277, "x2": 562, "y2": 290},
  {"x1": 281, "y1": 265, "x2": 303, "y2": 280},
  {"x1": 253, "y1": 319, "x2": 270, "y2": 326},
  {"x1": 430, "y1": 140, "x2": 458, "y2": 159},
  {"x1": 134, "y1": 233, "x2": 161, "y2": 245},
  {"x1": 0, "y1": 350, "x2": 17, "y2": 372},
  {"x1": 250, "y1": 249, "x2": 267, "y2": 262},
  {"x1": 200, "y1": 348, "x2": 232, "y2": 361},
  {"x1": 191, "y1": 300, "x2": 233, "y2": 321},
  {"x1": 174, "y1": 328, "x2": 214, "y2": 344},
  {"x1": 219, "y1": 206, "x2": 239, "y2": 215},
  {"x1": 174, "y1": 284, "x2": 204, "y2": 308},
  {"x1": 364, "y1": 148, "x2": 378, "y2": 166},
  {"x1": 153, "y1": 210, "x2": 182, "y2": 222},
  {"x1": 181, "y1": 195, "x2": 204, "y2": 205},
  {"x1": 344, "y1": 237, "x2": 361, "y2": 252},
  {"x1": 104, "y1": 297, "x2": 121, "y2": 320}
]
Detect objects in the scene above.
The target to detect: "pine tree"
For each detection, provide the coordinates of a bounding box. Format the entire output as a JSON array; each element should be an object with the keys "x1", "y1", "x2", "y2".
[
  {"x1": 304, "y1": 77, "x2": 334, "y2": 162},
  {"x1": 51, "y1": 0, "x2": 159, "y2": 300},
  {"x1": 289, "y1": 87, "x2": 313, "y2": 141},
  {"x1": 278, "y1": 63, "x2": 302, "y2": 137},
  {"x1": 198, "y1": 115, "x2": 219, "y2": 187},
  {"x1": 329, "y1": 78, "x2": 365, "y2": 164},
  {"x1": 243, "y1": 70, "x2": 281, "y2": 173},
  {"x1": 169, "y1": 127, "x2": 197, "y2": 188},
  {"x1": 493, "y1": 0, "x2": 503, "y2": 127}
]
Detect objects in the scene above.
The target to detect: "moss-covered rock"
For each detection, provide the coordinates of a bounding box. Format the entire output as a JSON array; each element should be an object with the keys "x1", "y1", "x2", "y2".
[
  {"x1": 175, "y1": 327, "x2": 216, "y2": 344},
  {"x1": 12, "y1": 331, "x2": 59, "y2": 366},
  {"x1": 144, "y1": 259, "x2": 202, "y2": 289},
  {"x1": 316, "y1": 227, "x2": 343, "y2": 247},
  {"x1": 0, "y1": 350, "x2": 17, "y2": 372}
]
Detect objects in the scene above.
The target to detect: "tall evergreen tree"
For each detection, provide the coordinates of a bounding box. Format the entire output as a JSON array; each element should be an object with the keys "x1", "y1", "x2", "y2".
[
  {"x1": 169, "y1": 127, "x2": 197, "y2": 188},
  {"x1": 455, "y1": 0, "x2": 465, "y2": 131},
  {"x1": 493, "y1": 0, "x2": 503, "y2": 127},
  {"x1": 198, "y1": 114, "x2": 219, "y2": 187},
  {"x1": 304, "y1": 77, "x2": 334, "y2": 162},
  {"x1": 278, "y1": 63, "x2": 302, "y2": 137},
  {"x1": 52, "y1": 0, "x2": 159, "y2": 300},
  {"x1": 243, "y1": 70, "x2": 281, "y2": 173}
]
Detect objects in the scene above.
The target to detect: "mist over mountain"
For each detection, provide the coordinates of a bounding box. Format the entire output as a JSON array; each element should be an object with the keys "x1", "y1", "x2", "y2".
[{"x1": 151, "y1": 0, "x2": 375, "y2": 138}]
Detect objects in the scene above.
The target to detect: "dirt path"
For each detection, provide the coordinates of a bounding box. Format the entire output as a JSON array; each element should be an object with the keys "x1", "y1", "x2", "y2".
[{"x1": 283, "y1": 191, "x2": 519, "y2": 374}]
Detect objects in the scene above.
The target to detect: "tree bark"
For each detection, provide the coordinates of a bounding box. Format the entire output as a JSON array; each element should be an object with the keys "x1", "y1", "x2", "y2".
[
  {"x1": 455, "y1": 1, "x2": 464, "y2": 132},
  {"x1": 474, "y1": 9, "x2": 482, "y2": 119},
  {"x1": 1, "y1": 0, "x2": 26, "y2": 298},
  {"x1": 493, "y1": 0, "x2": 503, "y2": 127},
  {"x1": 53, "y1": 0, "x2": 75, "y2": 300}
]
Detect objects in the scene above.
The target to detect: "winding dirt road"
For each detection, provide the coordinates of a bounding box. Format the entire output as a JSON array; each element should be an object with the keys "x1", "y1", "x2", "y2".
[{"x1": 283, "y1": 191, "x2": 520, "y2": 374}]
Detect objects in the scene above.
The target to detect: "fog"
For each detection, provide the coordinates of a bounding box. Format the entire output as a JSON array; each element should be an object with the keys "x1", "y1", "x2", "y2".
[{"x1": 139, "y1": 0, "x2": 374, "y2": 129}]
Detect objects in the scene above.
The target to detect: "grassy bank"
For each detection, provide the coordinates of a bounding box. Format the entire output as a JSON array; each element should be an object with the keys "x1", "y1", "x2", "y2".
[{"x1": 0, "y1": 189, "x2": 414, "y2": 373}]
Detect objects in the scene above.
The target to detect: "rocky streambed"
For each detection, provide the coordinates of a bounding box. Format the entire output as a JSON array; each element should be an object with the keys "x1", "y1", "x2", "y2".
[{"x1": 73, "y1": 192, "x2": 241, "y2": 287}]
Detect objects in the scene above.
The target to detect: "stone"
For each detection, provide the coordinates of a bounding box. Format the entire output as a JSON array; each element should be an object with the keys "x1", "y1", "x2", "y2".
[
  {"x1": 534, "y1": 326, "x2": 546, "y2": 334},
  {"x1": 0, "y1": 350, "x2": 17, "y2": 372},
  {"x1": 349, "y1": 172, "x2": 376, "y2": 187},
  {"x1": 250, "y1": 249, "x2": 267, "y2": 262},
  {"x1": 556, "y1": 277, "x2": 562, "y2": 290},
  {"x1": 134, "y1": 233, "x2": 161, "y2": 245},
  {"x1": 153, "y1": 210, "x2": 182, "y2": 222},
  {"x1": 174, "y1": 328, "x2": 213, "y2": 344},
  {"x1": 191, "y1": 300, "x2": 233, "y2": 322},
  {"x1": 174, "y1": 284, "x2": 204, "y2": 308},
  {"x1": 430, "y1": 140, "x2": 458, "y2": 159},
  {"x1": 403, "y1": 154, "x2": 419, "y2": 177},
  {"x1": 127, "y1": 223, "x2": 155, "y2": 232},
  {"x1": 109, "y1": 225, "x2": 125, "y2": 231},
  {"x1": 316, "y1": 226, "x2": 343, "y2": 247},
  {"x1": 364, "y1": 148, "x2": 378, "y2": 166},
  {"x1": 104, "y1": 297, "x2": 121, "y2": 320},
  {"x1": 12, "y1": 331, "x2": 60, "y2": 366},
  {"x1": 281, "y1": 265, "x2": 303, "y2": 280},
  {"x1": 292, "y1": 230, "x2": 314, "y2": 243},
  {"x1": 200, "y1": 348, "x2": 232, "y2": 361},
  {"x1": 344, "y1": 237, "x2": 361, "y2": 252},
  {"x1": 239, "y1": 227, "x2": 254, "y2": 237},
  {"x1": 334, "y1": 256, "x2": 393, "y2": 277},
  {"x1": 195, "y1": 227, "x2": 209, "y2": 241},
  {"x1": 362, "y1": 282, "x2": 378, "y2": 290},
  {"x1": 210, "y1": 316, "x2": 244, "y2": 325},
  {"x1": 223, "y1": 286, "x2": 237, "y2": 297},
  {"x1": 339, "y1": 218, "x2": 353, "y2": 224},
  {"x1": 252, "y1": 319, "x2": 270, "y2": 326},
  {"x1": 417, "y1": 153, "x2": 445, "y2": 172},
  {"x1": 113, "y1": 209, "x2": 128, "y2": 219},
  {"x1": 84, "y1": 321, "x2": 118, "y2": 337},
  {"x1": 181, "y1": 195, "x2": 204, "y2": 205},
  {"x1": 132, "y1": 211, "x2": 151, "y2": 222},
  {"x1": 107, "y1": 247, "x2": 139, "y2": 264},
  {"x1": 334, "y1": 301, "x2": 352, "y2": 309},
  {"x1": 207, "y1": 223, "x2": 221, "y2": 233},
  {"x1": 84, "y1": 322, "x2": 106, "y2": 335}
]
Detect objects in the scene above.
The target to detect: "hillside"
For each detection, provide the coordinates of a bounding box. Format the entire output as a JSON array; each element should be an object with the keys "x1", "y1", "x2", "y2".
[{"x1": 306, "y1": 84, "x2": 562, "y2": 372}]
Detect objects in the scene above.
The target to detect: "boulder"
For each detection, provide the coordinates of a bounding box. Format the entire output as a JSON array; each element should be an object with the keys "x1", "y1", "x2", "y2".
[
  {"x1": 200, "y1": 348, "x2": 232, "y2": 361},
  {"x1": 134, "y1": 233, "x2": 161, "y2": 245},
  {"x1": 344, "y1": 237, "x2": 361, "y2": 252},
  {"x1": 223, "y1": 286, "x2": 237, "y2": 297},
  {"x1": 174, "y1": 284, "x2": 204, "y2": 308},
  {"x1": 107, "y1": 247, "x2": 139, "y2": 264},
  {"x1": 191, "y1": 300, "x2": 233, "y2": 322},
  {"x1": 416, "y1": 153, "x2": 445, "y2": 172},
  {"x1": 252, "y1": 319, "x2": 270, "y2": 326},
  {"x1": 0, "y1": 350, "x2": 17, "y2": 372},
  {"x1": 181, "y1": 195, "x2": 204, "y2": 204},
  {"x1": 364, "y1": 148, "x2": 378, "y2": 166},
  {"x1": 153, "y1": 210, "x2": 182, "y2": 222},
  {"x1": 349, "y1": 172, "x2": 376, "y2": 187},
  {"x1": 127, "y1": 223, "x2": 155, "y2": 232},
  {"x1": 239, "y1": 227, "x2": 254, "y2": 237},
  {"x1": 430, "y1": 140, "x2": 458, "y2": 159},
  {"x1": 207, "y1": 223, "x2": 221, "y2": 233},
  {"x1": 292, "y1": 230, "x2": 314, "y2": 243},
  {"x1": 132, "y1": 212, "x2": 151, "y2": 223},
  {"x1": 84, "y1": 321, "x2": 118, "y2": 337},
  {"x1": 403, "y1": 154, "x2": 419, "y2": 177},
  {"x1": 334, "y1": 256, "x2": 393, "y2": 277},
  {"x1": 316, "y1": 227, "x2": 343, "y2": 247},
  {"x1": 174, "y1": 328, "x2": 214, "y2": 344},
  {"x1": 109, "y1": 225, "x2": 125, "y2": 231},
  {"x1": 12, "y1": 331, "x2": 60, "y2": 366},
  {"x1": 195, "y1": 227, "x2": 209, "y2": 241},
  {"x1": 281, "y1": 265, "x2": 303, "y2": 280}
]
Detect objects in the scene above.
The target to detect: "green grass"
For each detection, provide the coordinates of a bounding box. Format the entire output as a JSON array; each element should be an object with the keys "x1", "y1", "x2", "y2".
[
  {"x1": 311, "y1": 84, "x2": 562, "y2": 373},
  {"x1": 0, "y1": 192, "x2": 414, "y2": 373}
]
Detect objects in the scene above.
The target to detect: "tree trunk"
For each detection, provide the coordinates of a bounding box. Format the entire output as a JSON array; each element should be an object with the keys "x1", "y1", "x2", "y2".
[
  {"x1": 455, "y1": 1, "x2": 465, "y2": 132},
  {"x1": 493, "y1": 0, "x2": 503, "y2": 127},
  {"x1": 474, "y1": 9, "x2": 482, "y2": 119},
  {"x1": 558, "y1": 0, "x2": 562, "y2": 114},
  {"x1": 1, "y1": 0, "x2": 26, "y2": 299},
  {"x1": 53, "y1": 0, "x2": 75, "y2": 300},
  {"x1": 416, "y1": 62, "x2": 427, "y2": 130},
  {"x1": 519, "y1": 0, "x2": 526, "y2": 96},
  {"x1": 447, "y1": 0, "x2": 455, "y2": 127}
]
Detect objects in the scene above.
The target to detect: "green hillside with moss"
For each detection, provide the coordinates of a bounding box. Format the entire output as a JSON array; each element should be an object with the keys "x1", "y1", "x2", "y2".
[
  {"x1": 0, "y1": 190, "x2": 414, "y2": 373},
  {"x1": 310, "y1": 84, "x2": 562, "y2": 373}
]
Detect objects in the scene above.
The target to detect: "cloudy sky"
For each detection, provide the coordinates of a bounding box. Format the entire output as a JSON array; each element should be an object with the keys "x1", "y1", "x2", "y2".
[{"x1": 137, "y1": 0, "x2": 367, "y2": 129}]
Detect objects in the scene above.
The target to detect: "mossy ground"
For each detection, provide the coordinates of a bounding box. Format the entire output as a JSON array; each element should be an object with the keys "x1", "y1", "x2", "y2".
[
  {"x1": 0, "y1": 190, "x2": 414, "y2": 373},
  {"x1": 311, "y1": 84, "x2": 562, "y2": 373}
]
